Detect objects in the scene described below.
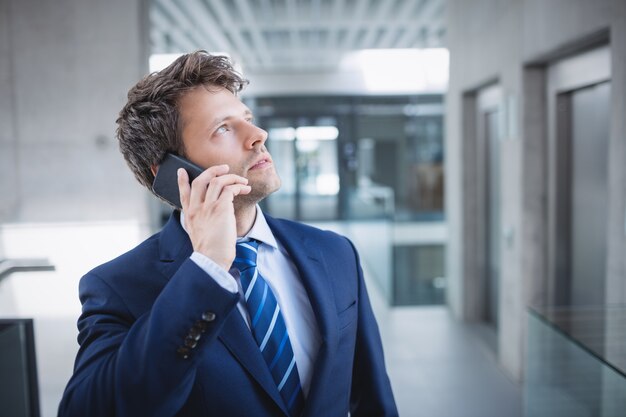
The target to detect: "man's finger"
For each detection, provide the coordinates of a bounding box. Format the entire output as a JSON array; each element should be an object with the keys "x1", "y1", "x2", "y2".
[
  {"x1": 205, "y1": 174, "x2": 249, "y2": 202},
  {"x1": 177, "y1": 168, "x2": 190, "y2": 210},
  {"x1": 189, "y1": 164, "x2": 229, "y2": 207},
  {"x1": 213, "y1": 184, "x2": 252, "y2": 205}
]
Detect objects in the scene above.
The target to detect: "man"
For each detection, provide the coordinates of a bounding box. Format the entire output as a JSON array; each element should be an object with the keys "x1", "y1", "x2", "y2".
[{"x1": 59, "y1": 51, "x2": 397, "y2": 417}]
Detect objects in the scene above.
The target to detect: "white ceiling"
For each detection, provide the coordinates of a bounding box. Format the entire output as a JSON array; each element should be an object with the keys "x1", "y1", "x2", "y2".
[{"x1": 150, "y1": 0, "x2": 446, "y2": 72}]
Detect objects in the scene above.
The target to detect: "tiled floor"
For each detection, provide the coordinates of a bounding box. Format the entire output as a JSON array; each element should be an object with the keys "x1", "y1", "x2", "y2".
[
  {"x1": 1, "y1": 221, "x2": 522, "y2": 417},
  {"x1": 369, "y1": 301, "x2": 522, "y2": 417},
  {"x1": 363, "y1": 265, "x2": 522, "y2": 417}
]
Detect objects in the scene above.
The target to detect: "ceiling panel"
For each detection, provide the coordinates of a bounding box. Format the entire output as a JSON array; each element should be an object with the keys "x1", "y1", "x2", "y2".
[{"x1": 151, "y1": 0, "x2": 446, "y2": 72}]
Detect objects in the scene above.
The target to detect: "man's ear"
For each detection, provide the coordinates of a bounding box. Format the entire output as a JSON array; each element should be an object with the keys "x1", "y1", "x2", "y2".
[{"x1": 150, "y1": 164, "x2": 158, "y2": 177}]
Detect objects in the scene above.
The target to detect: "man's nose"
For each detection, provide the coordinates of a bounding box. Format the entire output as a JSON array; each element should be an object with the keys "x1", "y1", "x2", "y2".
[{"x1": 245, "y1": 124, "x2": 268, "y2": 149}]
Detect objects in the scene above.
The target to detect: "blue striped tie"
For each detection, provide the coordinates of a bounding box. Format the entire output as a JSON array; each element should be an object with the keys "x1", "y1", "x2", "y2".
[{"x1": 233, "y1": 240, "x2": 305, "y2": 417}]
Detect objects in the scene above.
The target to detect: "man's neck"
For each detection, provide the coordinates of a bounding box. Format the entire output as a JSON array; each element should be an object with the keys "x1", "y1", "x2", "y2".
[{"x1": 235, "y1": 204, "x2": 257, "y2": 237}]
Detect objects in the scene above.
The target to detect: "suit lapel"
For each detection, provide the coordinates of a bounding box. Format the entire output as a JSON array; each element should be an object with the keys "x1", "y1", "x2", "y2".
[
  {"x1": 218, "y1": 312, "x2": 289, "y2": 415},
  {"x1": 157, "y1": 211, "x2": 289, "y2": 416},
  {"x1": 157, "y1": 211, "x2": 194, "y2": 276},
  {"x1": 265, "y1": 217, "x2": 336, "y2": 345},
  {"x1": 265, "y1": 216, "x2": 339, "y2": 410}
]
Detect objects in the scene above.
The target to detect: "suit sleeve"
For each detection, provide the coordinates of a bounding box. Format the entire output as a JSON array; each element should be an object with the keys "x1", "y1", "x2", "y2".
[
  {"x1": 347, "y1": 239, "x2": 399, "y2": 417},
  {"x1": 58, "y1": 258, "x2": 239, "y2": 417}
]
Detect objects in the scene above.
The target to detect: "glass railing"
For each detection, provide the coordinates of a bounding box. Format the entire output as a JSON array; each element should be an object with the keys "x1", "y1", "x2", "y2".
[{"x1": 525, "y1": 305, "x2": 626, "y2": 417}]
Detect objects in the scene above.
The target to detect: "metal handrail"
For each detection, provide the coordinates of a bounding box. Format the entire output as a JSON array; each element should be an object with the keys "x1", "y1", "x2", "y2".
[{"x1": 0, "y1": 258, "x2": 55, "y2": 282}]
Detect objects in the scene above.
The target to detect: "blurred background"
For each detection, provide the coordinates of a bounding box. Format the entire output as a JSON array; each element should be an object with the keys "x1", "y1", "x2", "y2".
[{"x1": 1, "y1": 0, "x2": 625, "y2": 416}]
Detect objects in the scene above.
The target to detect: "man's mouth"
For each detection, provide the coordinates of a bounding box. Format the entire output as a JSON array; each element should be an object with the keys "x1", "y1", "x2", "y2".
[{"x1": 249, "y1": 157, "x2": 272, "y2": 170}]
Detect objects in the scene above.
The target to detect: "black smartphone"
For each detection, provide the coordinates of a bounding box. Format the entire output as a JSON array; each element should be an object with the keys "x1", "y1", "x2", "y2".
[{"x1": 152, "y1": 153, "x2": 204, "y2": 209}]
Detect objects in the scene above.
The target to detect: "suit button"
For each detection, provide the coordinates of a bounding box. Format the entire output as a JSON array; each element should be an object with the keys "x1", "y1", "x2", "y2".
[
  {"x1": 202, "y1": 311, "x2": 216, "y2": 322},
  {"x1": 194, "y1": 320, "x2": 208, "y2": 333},
  {"x1": 184, "y1": 336, "x2": 198, "y2": 349},
  {"x1": 176, "y1": 346, "x2": 190, "y2": 359},
  {"x1": 189, "y1": 328, "x2": 202, "y2": 340}
]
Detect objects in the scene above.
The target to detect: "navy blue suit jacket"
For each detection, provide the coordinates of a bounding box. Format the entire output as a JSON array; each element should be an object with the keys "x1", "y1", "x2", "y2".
[{"x1": 59, "y1": 211, "x2": 397, "y2": 417}]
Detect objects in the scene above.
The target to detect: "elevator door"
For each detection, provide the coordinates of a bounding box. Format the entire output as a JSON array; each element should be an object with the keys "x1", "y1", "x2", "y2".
[
  {"x1": 485, "y1": 109, "x2": 500, "y2": 326},
  {"x1": 477, "y1": 85, "x2": 502, "y2": 332},
  {"x1": 548, "y1": 46, "x2": 611, "y2": 307},
  {"x1": 569, "y1": 82, "x2": 610, "y2": 306}
]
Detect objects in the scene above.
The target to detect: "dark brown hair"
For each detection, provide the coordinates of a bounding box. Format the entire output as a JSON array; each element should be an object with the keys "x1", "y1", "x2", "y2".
[{"x1": 116, "y1": 50, "x2": 248, "y2": 191}]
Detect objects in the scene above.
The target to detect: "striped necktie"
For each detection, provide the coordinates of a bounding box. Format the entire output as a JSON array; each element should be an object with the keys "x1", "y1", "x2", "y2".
[{"x1": 233, "y1": 240, "x2": 305, "y2": 417}]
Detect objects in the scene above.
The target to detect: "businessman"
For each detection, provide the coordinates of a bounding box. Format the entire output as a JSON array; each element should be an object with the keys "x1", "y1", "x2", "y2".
[{"x1": 59, "y1": 51, "x2": 398, "y2": 417}]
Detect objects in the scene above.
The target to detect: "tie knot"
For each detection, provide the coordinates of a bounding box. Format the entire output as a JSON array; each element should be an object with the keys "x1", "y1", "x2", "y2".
[{"x1": 233, "y1": 240, "x2": 260, "y2": 271}]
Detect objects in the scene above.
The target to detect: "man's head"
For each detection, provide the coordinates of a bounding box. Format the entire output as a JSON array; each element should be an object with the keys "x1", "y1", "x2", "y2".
[{"x1": 117, "y1": 51, "x2": 280, "y2": 207}]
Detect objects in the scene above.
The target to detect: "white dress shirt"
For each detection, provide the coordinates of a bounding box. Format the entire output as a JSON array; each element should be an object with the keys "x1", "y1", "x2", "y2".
[{"x1": 181, "y1": 207, "x2": 321, "y2": 396}]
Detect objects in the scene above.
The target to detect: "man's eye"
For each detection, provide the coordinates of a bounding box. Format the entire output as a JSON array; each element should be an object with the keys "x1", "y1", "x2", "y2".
[{"x1": 216, "y1": 125, "x2": 228, "y2": 134}]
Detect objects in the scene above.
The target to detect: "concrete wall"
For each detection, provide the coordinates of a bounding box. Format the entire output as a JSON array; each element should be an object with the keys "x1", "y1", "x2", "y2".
[
  {"x1": 0, "y1": 2, "x2": 151, "y2": 415},
  {"x1": 446, "y1": 0, "x2": 625, "y2": 380},
  {"x1": 0, "y1": 0, "x2": 19, "y2": 222},
  {"x1": 0, "y1": 0, "x2": 151, "y2": 224}
]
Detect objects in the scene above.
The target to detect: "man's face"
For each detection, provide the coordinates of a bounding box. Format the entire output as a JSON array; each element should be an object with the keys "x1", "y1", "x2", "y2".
[{"x1": 178, "y1": 86, "x2": 281, "y2": 207}]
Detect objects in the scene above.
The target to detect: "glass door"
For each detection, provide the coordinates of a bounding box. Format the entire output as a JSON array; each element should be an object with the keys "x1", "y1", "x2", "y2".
[{"x1": 264, "y1": 117, "x2": 340, "y2": 221}]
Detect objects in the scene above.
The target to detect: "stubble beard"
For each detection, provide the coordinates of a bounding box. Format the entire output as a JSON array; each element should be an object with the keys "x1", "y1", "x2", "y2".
[{"x1": 232, "y1": 167, "x2": 281, "y2": 212}]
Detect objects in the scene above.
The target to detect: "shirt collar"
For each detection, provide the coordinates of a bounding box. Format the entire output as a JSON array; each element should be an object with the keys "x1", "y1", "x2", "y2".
[
  {"x1": 241, "y1": 205, "x2": 279, "y2": 249},
  {"x1": 180, "y1": 205, "x2": 278, "y2": 250}
]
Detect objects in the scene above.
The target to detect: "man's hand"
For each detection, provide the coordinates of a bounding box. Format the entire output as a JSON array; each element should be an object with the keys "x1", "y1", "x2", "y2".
[{"x1": 177, "y1": 164, "x2": 251, "y2": 270}]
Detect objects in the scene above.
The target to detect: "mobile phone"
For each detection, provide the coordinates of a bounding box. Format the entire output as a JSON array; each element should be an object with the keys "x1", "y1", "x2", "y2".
[{"x1": 152, "y1": 153, "x2": 204, "y2": 209}]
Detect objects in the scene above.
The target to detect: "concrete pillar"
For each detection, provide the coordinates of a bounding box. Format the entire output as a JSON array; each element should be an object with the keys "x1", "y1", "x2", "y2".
[{"x1": 0, "y1": 0, "x2": 151, "y2": 224}]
